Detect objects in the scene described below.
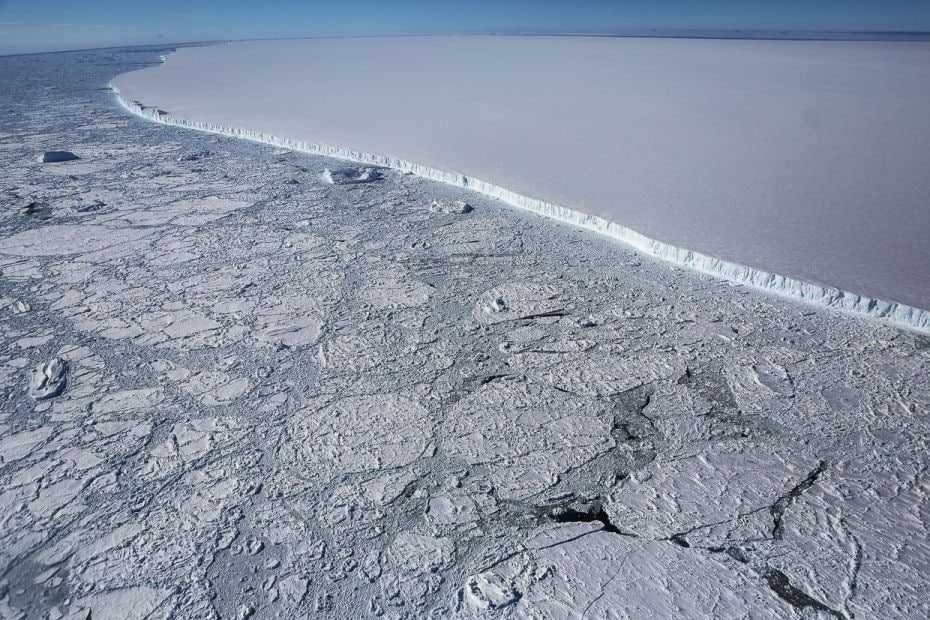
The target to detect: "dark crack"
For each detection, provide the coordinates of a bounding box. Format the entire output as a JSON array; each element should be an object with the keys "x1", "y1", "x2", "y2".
[
  {"x1": 713, "y1": 546, "x2": 845, "y2": 618},
  {"x1": 479, "y1": 373, "x2": 513, "y2": 385},
  {"x1": 764, "y1": 569, "x2": 846, "y2": 619},
  {"x1": 544, "y1": 499, "x2": 633, "y2": 536},
  {"x1": 771, "y1": 460, "x2": 828, "y2": 540},
  {"x1": 552, "y1": 506, "x2": 622, "y2": 534},
  {"x1": 516, "y1": 310, "x2": 569, "y2": 321},
  {"x1": 669, "y1": 534, "x2": 691, "y2": 548}
]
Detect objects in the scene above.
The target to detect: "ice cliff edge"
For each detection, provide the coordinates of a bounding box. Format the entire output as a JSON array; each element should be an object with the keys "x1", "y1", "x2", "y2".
[{"x1": 110, "y1": 46, "x2": 930, "y2": 335}]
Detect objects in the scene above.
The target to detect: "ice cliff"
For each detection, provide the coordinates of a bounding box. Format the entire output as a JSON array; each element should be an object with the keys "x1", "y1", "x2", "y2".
[{"x1": 114, "y1": 89, "x2": 930, "y2": 334}]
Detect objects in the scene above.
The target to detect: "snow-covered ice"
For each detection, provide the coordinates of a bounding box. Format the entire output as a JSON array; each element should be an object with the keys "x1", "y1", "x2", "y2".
[
  {"x1": 29, "y1": 357, "x2": 67, "y2": 401},
  {"x1": 112, "y1": 37, "x2": 930, "y2": 328},
  {"x1": 1, "y1": 45, "x2": 930, "y2": 619}
]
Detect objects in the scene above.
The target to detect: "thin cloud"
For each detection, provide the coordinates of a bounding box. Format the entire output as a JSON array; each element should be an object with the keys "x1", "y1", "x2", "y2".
[{"x1": 49, "y1": 23, "x2": 113, "y2": 29}]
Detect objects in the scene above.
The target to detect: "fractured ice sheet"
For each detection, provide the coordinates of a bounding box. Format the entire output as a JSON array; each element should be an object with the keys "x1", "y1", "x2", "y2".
[
  {"x1": 772, "y1": 460, "x2": 930, "y2": 618},
  {"x1": 291, "y1": 394, "x2": 432, "y2": 479},
  {"x1": 0, "y1": 224, "x2": 152, "y2": 257},
  {"x1": 605, "y1": 446, "x2": 820, "y2": 543},
  {"x1": 1, "y1": 47, "x2": 929, "y2": 619},
  {"x1": 442, "y1": 379, "x2": 613, "y2": 499},
  {"x1": 254, "y1": 296, "x2": 324, "y2": 347},
  {"x1": 462, "y1": 527, "x2": 792, "y2": 618}
]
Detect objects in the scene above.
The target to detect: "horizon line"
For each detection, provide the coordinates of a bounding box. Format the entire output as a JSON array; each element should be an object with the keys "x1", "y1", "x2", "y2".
[{"x1": 4, "y1": 28, "x2": 930, "y2": 58}]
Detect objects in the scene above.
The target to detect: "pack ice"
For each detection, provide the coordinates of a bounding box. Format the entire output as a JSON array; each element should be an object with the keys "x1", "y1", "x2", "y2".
[{"x1": 2, "y1": 43, "x2": 930, "y2": 620}]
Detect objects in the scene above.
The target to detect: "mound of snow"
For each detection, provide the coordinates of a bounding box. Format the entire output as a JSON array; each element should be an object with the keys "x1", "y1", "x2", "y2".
[
  {"x1": 30, "y1": 357, "x2": 67, "y2": 400},
  {"x1": 430, "y1": 199, "x2": 472, "y2": 214},
  {"x1": 321, "y1": 166, "x2": 382, "y2": 185}
]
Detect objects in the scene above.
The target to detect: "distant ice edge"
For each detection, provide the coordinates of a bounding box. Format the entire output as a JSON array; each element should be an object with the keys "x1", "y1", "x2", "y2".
[{"x1": 113, "y1": 88, "x2": 930, "y2": 335}]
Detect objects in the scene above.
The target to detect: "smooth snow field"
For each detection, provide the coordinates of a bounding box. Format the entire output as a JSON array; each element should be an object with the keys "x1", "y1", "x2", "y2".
[{"x1": 112, "y1": 37, "x2": 930, "y2": 321}]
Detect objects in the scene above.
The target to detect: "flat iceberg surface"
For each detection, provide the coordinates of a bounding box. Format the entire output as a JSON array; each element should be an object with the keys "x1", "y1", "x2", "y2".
[{"x1": 113, "y1": 37, "x2": 930, "y2": 313}]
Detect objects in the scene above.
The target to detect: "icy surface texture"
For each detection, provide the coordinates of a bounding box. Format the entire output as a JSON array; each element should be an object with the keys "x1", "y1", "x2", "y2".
[
  {"x1": 1, "y1": 48, "x2": 930, "y2": 619},
  {"x1": 111, "y1": 37, "x2": 930, "y2": 325}
]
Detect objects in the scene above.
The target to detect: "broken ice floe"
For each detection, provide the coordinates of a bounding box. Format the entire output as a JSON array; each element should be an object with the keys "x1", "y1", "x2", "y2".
[
  {"x1": 19, "y1": 202, "x2": 52, "y2": 219},
  {"x1": 605, "y1": 447, "x2": 819, "y2": 543},
  {"x1": 291, "y1": 394, "x2": 431, "y2": 478},
  {"x1": 70, "y1": 199, "x2": 105, "y2": 213},
  {"x1": 177, "y1": 149, "x2": 211, "y2": 162},
  {"x1": 255, "y1": 296, "x2": 324, "y2": 347},
  {"x1": 461, "y1": 528, "x2": 793, "y2": 617},
  {"x1": 357, "y1": 278, "x2": 434, "y2": 309},
  {"x1": 30, "y1": 357, "x2": 67, "y2": 400},
  {"x1": 442, "y1": 380, "x2": 613, "y2": 499},
  {"x1": 179, "y1": 370, "x2": 250, "y2": 407},
  {"x1": 509, "y1": 350, "x2": 685, "y2": 398},
  {"x1": 0, "y1": 224, "x2": 152, "y2": 257},
  {"x1": 38, "y1": 150, "x2": 79, "y2": 163},
  {"x1": 429, "y1": 198, "x2": 472, "y2": 214},
  {"x1": 473, "y1": 282, "x2": 566, "y2": 325}
]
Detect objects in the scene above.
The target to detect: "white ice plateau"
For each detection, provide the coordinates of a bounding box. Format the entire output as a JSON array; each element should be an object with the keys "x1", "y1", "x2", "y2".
[{"x1": 112, "y1": 37, "x2": 930, "y2": 331}]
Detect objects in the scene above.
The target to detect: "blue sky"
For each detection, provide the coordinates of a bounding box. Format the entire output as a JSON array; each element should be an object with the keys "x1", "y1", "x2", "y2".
[{"x1": 1, "y1": 0, "x2": 928, "y2": 54}]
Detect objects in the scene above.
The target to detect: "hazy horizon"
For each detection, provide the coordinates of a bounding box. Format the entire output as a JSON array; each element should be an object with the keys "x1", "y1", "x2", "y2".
[{"x1": 2, "y1": 0, "x2": 929, "y2": 55}]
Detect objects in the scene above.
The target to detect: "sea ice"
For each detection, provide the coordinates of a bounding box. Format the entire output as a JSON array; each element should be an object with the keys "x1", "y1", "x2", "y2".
[{"x1": 2, "y1": 46, "x2": 929, "y2": 619}]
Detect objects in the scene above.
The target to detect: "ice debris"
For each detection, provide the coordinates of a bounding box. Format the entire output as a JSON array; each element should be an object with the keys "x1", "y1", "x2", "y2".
[
  {"x1": 71, "y1": 199, "x2": 105, "y2": 213},
  {"x1": 489, "y1": 297, "x2": 508, "y2": 313},
  {"x1": 39, "y1": 151, "x2": 79, "y2": 163},
  {"x1": 321, "y1": 166, "x2": 382, "y2": 185},
  {"x1": 430, "y1": 198, "x2": 472, "y2": 214},
  {"x1": 463, "y1": 573, "x2": 521, "y2": 610},
  {"x1": 30, "y1": 357, "x2": 67, "y2": 400},
  {"x1": 177, "y1": 149, "x2": 211, "y2": 162},
  {"x1": 20, "y1": 202, "x2": 51, "y2": 219}
]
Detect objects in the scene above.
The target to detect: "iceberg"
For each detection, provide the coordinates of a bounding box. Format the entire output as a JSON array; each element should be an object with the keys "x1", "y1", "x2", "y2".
[{"x1": 111, "y1": 37, "x2": 930, "y2": 333}]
